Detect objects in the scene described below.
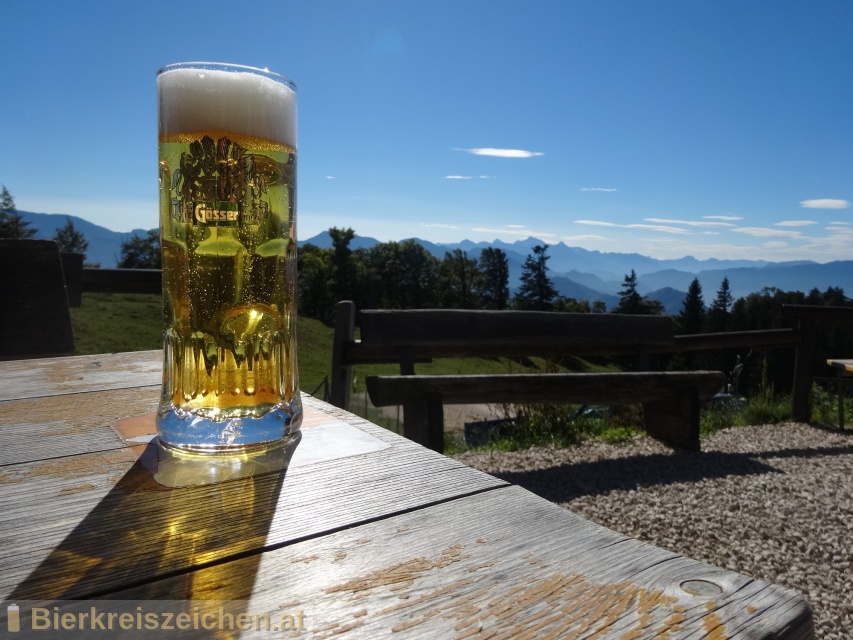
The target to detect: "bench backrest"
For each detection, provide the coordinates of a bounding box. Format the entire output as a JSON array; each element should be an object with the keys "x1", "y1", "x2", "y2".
[
  {"x1": 330, "y1": 300, "x2": 675, "y2": 408},
  {"x1": 0, "y1": 239, "x2": 75, "y2": 360}
]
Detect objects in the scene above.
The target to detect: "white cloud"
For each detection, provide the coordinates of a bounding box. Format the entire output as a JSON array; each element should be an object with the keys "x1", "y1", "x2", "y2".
[
  {"x1": 455, "y1": 148, "x2": 544, "y2": 158},
  {"x1": 831, "y1": 221, "x2": 852, "y2": 226},
  {"x1": 470, "y1": 226, "x2": 558, "y2": 238},
  {"x1": 703, "y1": 215, "x2": 743, "y2": 221},
  {"x1": 580, "y1": 187, "x2": 618, "y2": 192},
  {"x1": 762, "y1": 241, "x2": 790, "y2": 249},
  {"x1": 563, "y1": 234, "x2": 607, "y2": 241},
  {"x1": 445, "y1": 175, "x2": 473, "y2": 180},
  {"x1": 644, "y1": 217, "x2": 735, "y2": 228},
  {"x1": 574, "y1": 219, "x2": 690, "y2": 235},
  {"x1": 420, "y1": 223, "x2": 460, "y2": 230},
  {"x1": 732, "y1": 227, "x2": 803, "y2": 239},
  {"x1": 774, "y1": 220, "x2": 817, "y2": 227},
  {"x1": 325, "y1": 176, "x2": 337, "y2": 180},
  {"x1": 574, "y1": 220, "x2": 617, "y2": 227},
  {"x1": 800, "y1": 199, "x2": 850, "y2": 209}
]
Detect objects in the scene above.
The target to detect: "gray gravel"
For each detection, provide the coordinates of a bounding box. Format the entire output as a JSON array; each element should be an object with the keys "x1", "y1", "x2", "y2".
[{"x1": 452, "y1": 422, "x2": 853, "y2": 639}]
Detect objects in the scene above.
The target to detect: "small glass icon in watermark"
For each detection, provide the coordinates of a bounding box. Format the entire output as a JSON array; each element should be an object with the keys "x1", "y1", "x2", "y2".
[{"x1": 7, "y1": 604, "x2": 20, "y2": 633}]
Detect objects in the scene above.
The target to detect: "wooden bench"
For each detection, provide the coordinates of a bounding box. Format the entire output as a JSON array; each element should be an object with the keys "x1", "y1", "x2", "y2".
[{"x1": 330, "y1": 301, "x2": 724, "y2": 452}]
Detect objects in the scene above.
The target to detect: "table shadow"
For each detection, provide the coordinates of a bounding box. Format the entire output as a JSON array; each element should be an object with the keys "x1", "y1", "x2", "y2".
[
  {"x1": 9, "y1": 440, "x2": 290, "y2": 606},
  {"x1": 491, "y1": 444, "x2": 853, "y2": 504}
]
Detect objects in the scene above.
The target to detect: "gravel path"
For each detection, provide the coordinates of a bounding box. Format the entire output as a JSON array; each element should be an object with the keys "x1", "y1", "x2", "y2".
[{"x1": 452, "y1": 422, "x2": 853, "y2": 639}]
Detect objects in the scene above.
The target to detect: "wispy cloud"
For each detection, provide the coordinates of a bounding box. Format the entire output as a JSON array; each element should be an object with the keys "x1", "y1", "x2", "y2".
[
  {"x1": 445, "y1": 175, "x2": 494, "y2": 180},
  {"x1": 471, "y1": 226, "x2": 558, "y2": 238},
  {"x1": 800, "y1": 199, "x2": 850, "y2": 209},
  {"x1": 580, "y1": 187, "x2": 618, "y2": 192},
  {"x1": 563, "y1": 234, "x2": 607, "y2": 241},
  {"x1": 703, "y1": 215, "x2": 743, "y2": 221},
  {"x1": 732, "y1": 227, "x2": 803, "y2": 239},
  {"x1": 644, "y1": 217, "x2": 735, "y2": 228},
  {"x1": 774, "y1": 220, "x2": 817, "y2": 227},
  {"x1": 454, "y1": 148, "x2": 544, "y2": 158},
  {"x1": 574, "y1": 220, "x2": 691, "y2": 235},
  {"x1": 325, "y1": 176, "x2": 337, "y2": 180},
  {"x1": 420, "y1": 223, "x2": 460, "y2": 230}
]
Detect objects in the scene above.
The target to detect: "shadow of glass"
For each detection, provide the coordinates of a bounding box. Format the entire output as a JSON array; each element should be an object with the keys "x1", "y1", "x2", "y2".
[{"x1": 10, "y1": 441, "x2": 289, "y2": 606}]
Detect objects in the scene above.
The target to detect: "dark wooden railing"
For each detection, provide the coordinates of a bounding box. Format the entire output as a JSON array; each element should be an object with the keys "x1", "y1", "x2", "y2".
[{"x1": 68, "y1": 262, "x2": 853, "y2": 424}]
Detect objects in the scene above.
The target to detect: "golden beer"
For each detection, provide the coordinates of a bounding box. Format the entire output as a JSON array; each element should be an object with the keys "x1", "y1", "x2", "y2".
[{"x1": 156, "y1": 64, "x2": 301, "y2": 452}]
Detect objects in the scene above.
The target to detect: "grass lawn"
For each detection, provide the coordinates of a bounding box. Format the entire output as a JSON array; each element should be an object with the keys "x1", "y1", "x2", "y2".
[
  {"x1": 70, "y1": 293, "x2": 586, "y2": 397},
  {"x1": 70, "y1": 293, "x2": 334, "y2": 392}
]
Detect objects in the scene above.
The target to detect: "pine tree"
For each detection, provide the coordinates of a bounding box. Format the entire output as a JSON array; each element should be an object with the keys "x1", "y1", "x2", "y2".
[
  {"x1": 53, "y1": 217, "x2": 89, "y2": 256},
  {"x1": 706, "y1": 276, "x2": 734, "y2": 332},
  {"x1": 514, "y1": 244, "x2": 558, "y2": 311},
  {"x1": 678, "y1": 278, "x2": 706, "y2": 334},
  {"x1": 0, "y1": 185, "x2": 37, "y2": 239},
  {"x1": 614, "y1": 270, "x2": 644, "y2": 314}
]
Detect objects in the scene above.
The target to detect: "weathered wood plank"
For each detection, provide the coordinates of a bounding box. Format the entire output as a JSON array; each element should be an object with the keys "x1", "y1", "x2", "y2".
[
  {"x1": 0, "y1": 350, "x2": 162, "y2": 402},
  {"x1": 0, "y1": 397, "x2": 508, "y2": 602},
  {"x1": 98, "y1": 485, "x2": 813, "y2": 639},
  {"x1": 0, "y1": 386, "x2": 158, "y2": 466},
  {"x1": 359, "y1": 309, "x2": 674, "y2": 347},
  {"x1": 367, "y1": 371, "x2": 725, "y2": 406},
  {"x1": 81, "y1": 267, "x2": 162, "y2": 294}
]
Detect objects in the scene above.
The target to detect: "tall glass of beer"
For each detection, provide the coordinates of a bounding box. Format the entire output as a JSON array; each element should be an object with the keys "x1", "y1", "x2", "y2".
[{"x1": 156, "y1": 62, "x2": 301, "y2": 454}]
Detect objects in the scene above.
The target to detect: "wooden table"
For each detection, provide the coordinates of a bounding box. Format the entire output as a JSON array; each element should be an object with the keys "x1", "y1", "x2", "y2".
[
  {"x1": 826, "y1": 358, "x2": 853, "y2": 430},
  {"x1": 0, "y1": 351, "x2": 813, "y2": 638}
]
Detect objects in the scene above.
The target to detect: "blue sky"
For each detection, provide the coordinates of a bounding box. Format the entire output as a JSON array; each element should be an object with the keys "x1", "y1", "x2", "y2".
[{"x1": 2, "y1": 1, "x2": 851, "y2": 262}]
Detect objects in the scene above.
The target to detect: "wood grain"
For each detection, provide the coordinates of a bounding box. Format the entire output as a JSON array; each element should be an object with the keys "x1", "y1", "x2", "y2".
[
  {"x1": 0, "y1": 397, "x2": 507, "y2": 602},
  {"x1": 366, "y1": 372, "x2": 725, "y2": 406},
  {"x1": 0, "y1": 350, "x2": 162, "y2": 402},
  {"x1": 101, "y1": 486, "x2": 813, "y2": 639}
]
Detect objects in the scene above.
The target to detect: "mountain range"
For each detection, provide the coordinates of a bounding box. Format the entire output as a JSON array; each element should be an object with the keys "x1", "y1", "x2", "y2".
[{"x1": 18, "y1": 211, "x2": 852, "y2": 313}]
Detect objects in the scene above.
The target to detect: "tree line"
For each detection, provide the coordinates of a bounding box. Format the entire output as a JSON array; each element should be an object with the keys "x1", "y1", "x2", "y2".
[{"x1": 4, "y1": 184, "x2": 851, "y2": 391}]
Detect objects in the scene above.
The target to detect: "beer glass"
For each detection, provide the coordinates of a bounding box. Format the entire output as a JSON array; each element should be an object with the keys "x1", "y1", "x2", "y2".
[{"x1": 156, "y1": 62, "x2": 301, "y2": 454}]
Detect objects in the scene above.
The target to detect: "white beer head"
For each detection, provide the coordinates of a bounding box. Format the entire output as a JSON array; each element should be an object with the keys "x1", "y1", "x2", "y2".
[{"x1": 158, "y1": 63, "x2": 297, "y2": 147}]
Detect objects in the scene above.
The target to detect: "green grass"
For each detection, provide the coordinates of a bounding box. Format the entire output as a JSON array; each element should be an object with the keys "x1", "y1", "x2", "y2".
[
  {"x1": 70, "y1": 293, "x2": 804, "y2": 452},
  {"x1": 71, "y1": 293, "x2": 162, "y2": 355},
  {"x1": 69, "y1": 293, "x2": 334, "y2": 393},
  {"x1": 810, "y1": 382, "x2": 853, "y2": 428}
]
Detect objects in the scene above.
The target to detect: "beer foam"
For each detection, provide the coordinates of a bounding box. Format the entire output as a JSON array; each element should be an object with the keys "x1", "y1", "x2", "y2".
[{"x1": 158, "y1": 65, "x2": 297, "y2": 147}]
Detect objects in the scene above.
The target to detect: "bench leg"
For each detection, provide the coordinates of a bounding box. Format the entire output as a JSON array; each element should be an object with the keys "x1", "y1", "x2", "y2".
[
  {"x1": 642, "y1": 389, "x2": 701, "y2": 450},
  {"x1": 403, "y1": 393, "x2": 444, "y2": 453}
]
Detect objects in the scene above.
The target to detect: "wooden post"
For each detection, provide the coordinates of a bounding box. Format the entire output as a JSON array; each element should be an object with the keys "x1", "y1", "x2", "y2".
[
  {"x1": 0, "y1": 239, "x2": 75, "y2": 360},
  {"x1": 643, "y1": 389, "x2": 701, "y2": 450},
  {"x1": 791, "y1": 317, "x2": 815, "y2": 422},
  {"x1": 403, "y1": 392, "x2": 444, "y2": 453},
  {"x1": 330, "y1": 301, "x2": 355, "y2": 409},
  {"x1": 60, "y1": 252, "x2": 84, "y2": 307}
]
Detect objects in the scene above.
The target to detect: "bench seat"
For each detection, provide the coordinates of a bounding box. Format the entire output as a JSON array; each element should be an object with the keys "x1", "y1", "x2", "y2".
[{"x1": 367, "y1": 371, "x2": 725, "y2": 451}]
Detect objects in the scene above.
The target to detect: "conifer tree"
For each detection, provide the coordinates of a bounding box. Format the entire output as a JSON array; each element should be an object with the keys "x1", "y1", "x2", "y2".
[
  {"x1": 706, "y1": 276, "x2": 734, "y2": 332},
  {"x1": 0, "y1": 185, "x2": 36, "y2": 239},
  {"x1": 514, "y1": 244, "x2": 558, "y2": 311},
  {"x1": 678, "y1": 278, "x2": 706, "y2": 334}
]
